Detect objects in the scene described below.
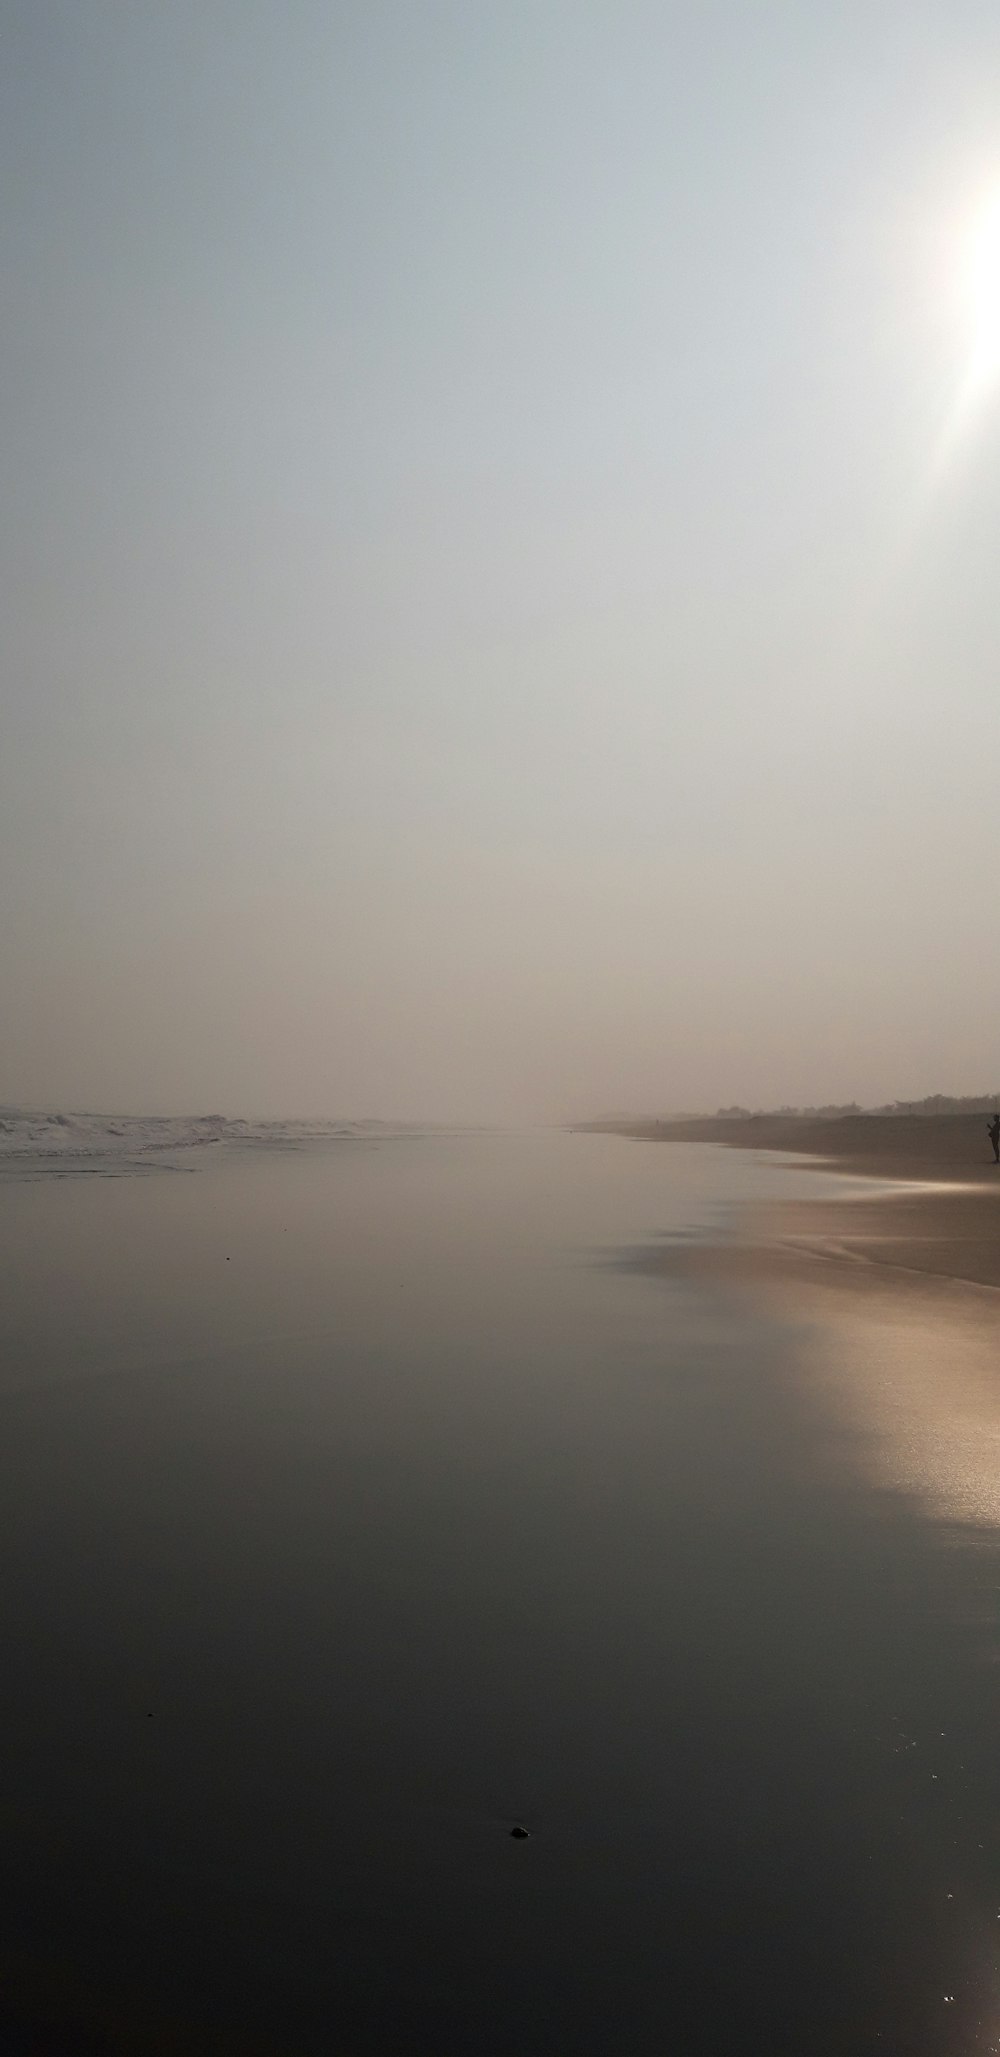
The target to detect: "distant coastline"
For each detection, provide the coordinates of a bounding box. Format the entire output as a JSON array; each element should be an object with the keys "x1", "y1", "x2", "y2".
[{"x1": 576, "y1": 1107, "x2": 1000, "y2": 1182}]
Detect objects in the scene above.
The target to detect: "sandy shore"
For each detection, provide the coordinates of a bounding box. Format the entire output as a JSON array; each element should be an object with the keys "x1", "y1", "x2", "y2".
[
  {"x1": 586, "y1": 1113, "x2": 1000, "y2": 1292},
  {"x1": 590, "y1": 1114, "x2": 1000, "y2": 1529}
]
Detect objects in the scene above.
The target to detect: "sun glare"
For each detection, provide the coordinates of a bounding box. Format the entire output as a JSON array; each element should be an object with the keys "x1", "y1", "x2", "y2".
[
  {"x1": 924, "y1": 180, "x2": 1000, "y2": 484},
  {"x1": 962, "y1": 184, "x2": 1000, "y2": 399}
]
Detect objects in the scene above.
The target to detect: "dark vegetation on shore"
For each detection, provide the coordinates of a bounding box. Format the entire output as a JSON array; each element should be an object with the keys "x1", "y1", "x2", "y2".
[{"x1": 714, "y1": 1093, "x2": 1000, "y2": 1120}]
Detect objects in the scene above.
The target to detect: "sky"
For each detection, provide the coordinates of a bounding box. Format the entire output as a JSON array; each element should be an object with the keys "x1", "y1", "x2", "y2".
[{"x1": 3, "y1": 0, "x2": 1000, "y2": 1122}]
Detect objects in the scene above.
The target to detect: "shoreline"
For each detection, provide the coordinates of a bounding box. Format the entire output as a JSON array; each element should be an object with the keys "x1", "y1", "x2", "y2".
[
  {"x1": 578, "y1": 1110, "x2": 1000, "y2": 1181},
  {"x1": 585, "y1": 1113, "x2": 1000, "y2": 1295}
]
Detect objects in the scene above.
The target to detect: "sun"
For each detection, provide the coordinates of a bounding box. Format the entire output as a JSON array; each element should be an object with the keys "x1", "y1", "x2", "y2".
[{"x1": 961, "y1": 184, "x2": 1000, "y2": 400}]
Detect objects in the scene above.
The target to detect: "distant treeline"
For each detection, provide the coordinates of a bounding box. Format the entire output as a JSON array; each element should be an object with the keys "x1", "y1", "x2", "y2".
[{"x1": 716, "y1": 1095, "x2": 1000, "y2": 1120}]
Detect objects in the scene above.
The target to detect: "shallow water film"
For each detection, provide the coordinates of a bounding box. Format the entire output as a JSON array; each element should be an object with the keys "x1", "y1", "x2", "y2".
[{"x1": 1, "y1": 1131, "x2": 999, "y2": 2054}]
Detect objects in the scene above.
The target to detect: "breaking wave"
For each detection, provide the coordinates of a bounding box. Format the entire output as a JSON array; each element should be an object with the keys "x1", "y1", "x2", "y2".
[{"x1": 0, "y1": 1110, "x2": 427, "y2": 1175}]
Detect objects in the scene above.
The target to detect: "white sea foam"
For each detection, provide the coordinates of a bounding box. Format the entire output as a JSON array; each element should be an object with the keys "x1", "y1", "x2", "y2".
[{"x1": 0, "y1": 1109, "x2": 425, "y2": 1174}]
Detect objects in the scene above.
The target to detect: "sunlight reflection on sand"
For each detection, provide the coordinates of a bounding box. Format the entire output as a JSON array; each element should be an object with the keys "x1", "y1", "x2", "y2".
[
  {"x1": 799, "y1": 1282, "x2": 1000, "y2": 1527},
  {"x1": 654, "y1": 1161, "x2": 1000, "y2": 1529}
]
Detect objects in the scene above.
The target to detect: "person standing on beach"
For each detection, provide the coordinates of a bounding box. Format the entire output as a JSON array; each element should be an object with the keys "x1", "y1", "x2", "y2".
[{"x1": 988, "y1": 1114, "x2": 1000, "y2": 1163}]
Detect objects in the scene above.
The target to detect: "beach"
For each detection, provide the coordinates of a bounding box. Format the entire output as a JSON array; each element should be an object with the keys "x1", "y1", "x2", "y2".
[
  {"x1": 590, "y1": 1113, "x2": 1000, "y2": 1548},
  {"x1": 586, "y1": 1112, "x2": 1000, "y2": 1290},
  {"x1": 1, "y1": 1127, "x2": 1000, "y2": 2051}
]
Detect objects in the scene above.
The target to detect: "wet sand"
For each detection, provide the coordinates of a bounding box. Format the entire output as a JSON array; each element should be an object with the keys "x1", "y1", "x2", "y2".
[
  {"x1": 600, "y1": 1115, "x2": 1000, "y2": 1536},
  {"x1": 587, "y1": 1114, "x2": 1000, "y2": 1291},
  {"x1": 584, "y1": 1110, "x2": 1000, "y2": 1180},
  {"x1": 3, "y1": 1132, "x2": 1000, "y2": 2052}
]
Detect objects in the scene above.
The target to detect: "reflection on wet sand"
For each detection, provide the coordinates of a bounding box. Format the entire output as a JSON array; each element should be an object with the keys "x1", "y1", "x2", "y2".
[
  {"x1": 644, "y1": 1174, "x2": 1000, "y2": 1524},
  {"x1": 621, "y1": 1152, "x2": 1000, "y2": 2053},
  {"x1": 617, "y1": 1252, "x2": 1000, "y2": 2051}
]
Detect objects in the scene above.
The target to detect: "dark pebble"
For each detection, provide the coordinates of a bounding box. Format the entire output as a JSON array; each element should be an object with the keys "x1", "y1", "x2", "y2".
[{"x1": 510, "y1": 1825, "x2": 530, "y2": 1839}]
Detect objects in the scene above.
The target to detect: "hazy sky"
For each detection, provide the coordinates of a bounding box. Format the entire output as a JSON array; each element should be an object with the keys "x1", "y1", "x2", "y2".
[{"x1": 4, "y1": 2, "x2": 1000, "y2": 1120}]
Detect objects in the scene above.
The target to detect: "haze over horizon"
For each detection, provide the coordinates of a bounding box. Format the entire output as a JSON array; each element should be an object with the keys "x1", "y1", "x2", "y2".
[{"x1": 4, "y1": 2, "x2": 1000, "y2": 1125}]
